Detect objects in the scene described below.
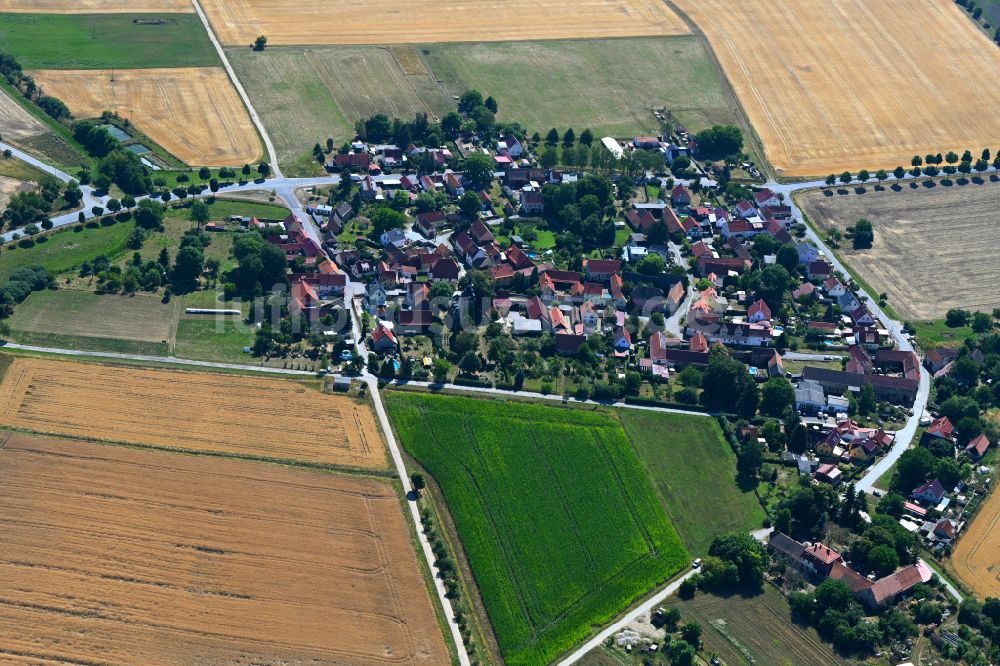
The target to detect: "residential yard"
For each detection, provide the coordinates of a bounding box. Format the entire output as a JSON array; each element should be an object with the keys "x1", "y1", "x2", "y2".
[
  {"x1": 0, "y1": 13, "x2": 219, "y2": 69},
  {"x1": 619, "y1": 411, "x2": 765, "y2": 555},
  {"x1": 422, "y1": 37, "x2": 739, "y2": 138},
  {"x1": 227, "y1": 45, "x2": 451, "y2": 175},
  {"x1": 909, "y1": 318, "x2": 974, "y2": 350},
  {"x1": 798, "y1": 178, "x2": 1000, "y2": 321},
  {"x1": 386, "y1": 392, "x2": 688, "y2": 666},
  {"x1": 4, "y1": 288, "x2": 180, "y2": 356},
  {"x1": 666, "y1": 585, "x2": 847, "y2": 666}
]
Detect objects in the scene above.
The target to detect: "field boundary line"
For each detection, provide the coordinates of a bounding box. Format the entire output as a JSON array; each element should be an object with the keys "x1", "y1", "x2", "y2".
[
  {"x1": 0, "y1": 424, "x2": 395, "y2": 478},
  {"x1": 188, "y1": 0, "x2": 279, "y2": 174},
  {"x1": 365, "y1": 378, "x2": 472, "y2": 666}
]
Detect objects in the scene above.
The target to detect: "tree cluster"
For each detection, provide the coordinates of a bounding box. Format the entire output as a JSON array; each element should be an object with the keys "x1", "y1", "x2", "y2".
[{"x1": 693, "y1": 125, "x2": 744, "y2": 160}]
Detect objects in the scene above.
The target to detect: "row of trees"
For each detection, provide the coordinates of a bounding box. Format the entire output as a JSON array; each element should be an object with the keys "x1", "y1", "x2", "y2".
[{"x1": 827, "y1": 149, "x2": 999, "y2": 187}]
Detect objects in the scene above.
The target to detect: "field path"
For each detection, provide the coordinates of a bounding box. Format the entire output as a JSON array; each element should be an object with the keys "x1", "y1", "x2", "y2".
[{"x1": 189, "y1": 0, "x2": 280, "y2": 175}]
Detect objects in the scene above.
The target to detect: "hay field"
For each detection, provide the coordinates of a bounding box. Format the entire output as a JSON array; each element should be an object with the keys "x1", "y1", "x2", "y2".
[
  {"x1": 6, "y1": 289, "x2": 180, "y2": 356},
  {"x1": 674, "y1": 0, "x2": 1000, "y2": 176},
  {"x1": 200, "y1": 0, "x2": 688, "y2": 46},
  {"x1": 952, "y1": 487, "x2": 1000, "y2": 598},
  {"x1": 798, "y1": 181, "x2": 1000, "y2": 320},
  {"x1": 0, "y1": 432, "x2": 449, "y2": 665},
  {"x1": 0, "y1": 0, "x2": 191, "y2": 12},
  {"x1": 228, "y1": 46, "x2": 450, "y2": 170},
  {"x1": 0, "y1": 357, "x2": 386, "y2": 468},
  {"x1": 30, "y1": 67, "x2": 260, "y2": 166},
  {"x1": 0, "y1": 87, "x2": 45, "y2": 140},
  {"x1": 423, "y1": 37, "x2": 737, "y2": 140}
]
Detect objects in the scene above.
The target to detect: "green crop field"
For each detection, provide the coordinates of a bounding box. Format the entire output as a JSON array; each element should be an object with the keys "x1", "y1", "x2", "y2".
[
  {"x1": 386, "y1": 392, "x2": 688, "y2": 666},
  {"x1": 620, "y1": 411, "x2": 765, "y2": 555},
  {"x1": 227, "y1": 45, "x2": 452, "y2": 176},
  {"x1": 422, "y1": 37, "x2": 739, "y2": 138},
  {"x1": 0, "y1": 220, "x2": 134, "y2": 281},
  {"x1": 0, "y1": 13, "x2": 219, "y2": 69}
]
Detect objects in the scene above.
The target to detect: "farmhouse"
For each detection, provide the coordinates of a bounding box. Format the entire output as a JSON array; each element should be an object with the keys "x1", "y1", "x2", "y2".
[{"x1": 768, "y1": 533, "x2": 933, "y2": 608}]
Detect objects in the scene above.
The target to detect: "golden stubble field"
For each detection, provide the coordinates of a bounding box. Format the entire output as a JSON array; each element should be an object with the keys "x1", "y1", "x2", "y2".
[
  {"x1": 0, "y1": 88, "x2": 46, "y2": 141},
  {"x1": 0, "y1": 356, "x2": 387, "y2": 468},
  {"x1": 0, "y1": 0, "x2": 191, "y2": 11},
  {"x1": 30, "y1": 67, "x2": 261, "y2": 166},
  {"x1": 798, "y1": 181, "x2": 1000, "y2": 320},
  {"x1": 200, "y1": 0, "x2": 688, "y2": 45},
  {"x1": 951, "y1": 486, "x2": 1000, "y2": 598},
  {"x1": 0, "y1": 432, "x2": 450, "y2": 665},
  {"x1": 674, "y1": 0, "x2": 1000, "y2": 177}
]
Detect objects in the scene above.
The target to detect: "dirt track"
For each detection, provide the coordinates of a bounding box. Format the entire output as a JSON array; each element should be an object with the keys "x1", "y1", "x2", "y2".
[
  {"x1": 0, "y1": 356, "x2": 388, "y2": 468},
  {"x1": 0, "y1": 432, "x2": 449, "y2": 665},
  {"x1": 675, "y1": 0, "x2": 1000, "y2": 176},
  {"x1": 199, "y1": 0, "x2": 688, "y2": 45},
  {"x1": 30, "y1": 67, "x2": 261, "y2": 166},
  {"x1": 798, "y1": 180, "x2": 1000, "y2": 319}
]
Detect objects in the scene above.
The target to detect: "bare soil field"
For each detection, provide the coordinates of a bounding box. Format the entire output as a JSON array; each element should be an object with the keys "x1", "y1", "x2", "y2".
[
  {"x1": 674, "y1": 0, "x2": 1000, "y2": 177},
  {"x1": 798, "y1": 180, "x2": 1000, "y2": 319},
  {"x1": 228, "y1": 46, "x2": 451, "y2": 170},
  {"x1": 0, "y1": 87, "x2": 45, "y2": 141},
  {"x1": 200, "y1": 0, "x2": 688, "y2": 46},
  {"x1": 0, "y1": 432, "x2": 449, "y2": 665},
  {"x1": 0, "y1": 356, "x2": 387, "y2": 468},
  {"x1": 951, "y1": 486, "x2": 1000, "y2": 598},
  {"x1": 0, "y1": 175, "x2": 34, "y2": 210},
  {"x1": 30, "y1": 67, "x2": 261, "y2": 166},
  {"x1": 0, "y1": 0, "x2": 191, "y2": 11}
]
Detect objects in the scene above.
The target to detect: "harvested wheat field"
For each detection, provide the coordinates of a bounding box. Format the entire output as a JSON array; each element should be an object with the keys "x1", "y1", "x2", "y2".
[
  {"x1": 0, "y1": 87, "x2": 46, "y2": 141},
  {"x1": 0, "y1": 0, "x2": 191, "y2": 11},
  {"x1": 675, "y1": 0, "x2": 1000, "y2": 176},
  {"x1": 200, "y1": 0, "x2": 687, "y2": 45},
  {"x1": 30, "y1": 67, "x2": 260, "y2": 166},
  {"x1": 952, "y1": 487, "x2": 1000, "y2": 598},
  {"x1": 0, "y1": 356, "x2": 386, "y2": 468},
  {"x1": 0, "y1": 432, "x2": 449, "y2": 665},
  {"x1": 798, "y1": 180, "x2": 1000, "y2": 320}
]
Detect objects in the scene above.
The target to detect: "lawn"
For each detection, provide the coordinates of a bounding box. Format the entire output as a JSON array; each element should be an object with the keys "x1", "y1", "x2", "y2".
[
  {"x1": 0, "y1": 13, "x2": 219, "y2": 69},
  {"x1": 5, "y1": 288, "x2": 179, "y2": 356},
  {"x1": 619, "y1": 411, "x2": 765, "y2": 555},
  {"x1": 666, "y1": 585, "x2": 845, "y2": 666},
  {"x1": 386, "y1": 392, "x2": 688, "y2": 666},
  {"x1": 911, "y1": 318, "x2": 974, "y2": 349},
  {"x1": 173, "y1": 316, "x2": 255, "y2": 363},
  {"x1": 0, "y1": 220, "x2": 134, "y2": 281},
  {"x1": 0, "y1": 155, "x2": 56, "y2": 183},
  {"x1": 422, "y1": 37, "x2": 739, "y2": 138},
  {"x1": 227, "y1": 45, "x2": 452, "y2": 175}
]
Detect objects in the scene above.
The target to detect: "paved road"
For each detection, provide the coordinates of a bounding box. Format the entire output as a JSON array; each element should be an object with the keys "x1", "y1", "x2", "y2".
[
  {"x1": 767, "y1": 178, "x2": 930, "y2": 493},
  {"x1": 556, "y1": 568, "x2": 700, "y2": 666},
  {"x1": 664, "y1": 241, "x2": 694, "y2": 337},
  {"x1": 557, "y1": 527, "x2": 774, "y2": 666},
  {"x1": 387, "y1": 378, "x2": 712, "y2": 418},
  {"x1": 189, "y1": 0, "x2": 280, "y2": 176},
  {"x1": 0, "y1": 341, "x2": 319, "y2": 375}
]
